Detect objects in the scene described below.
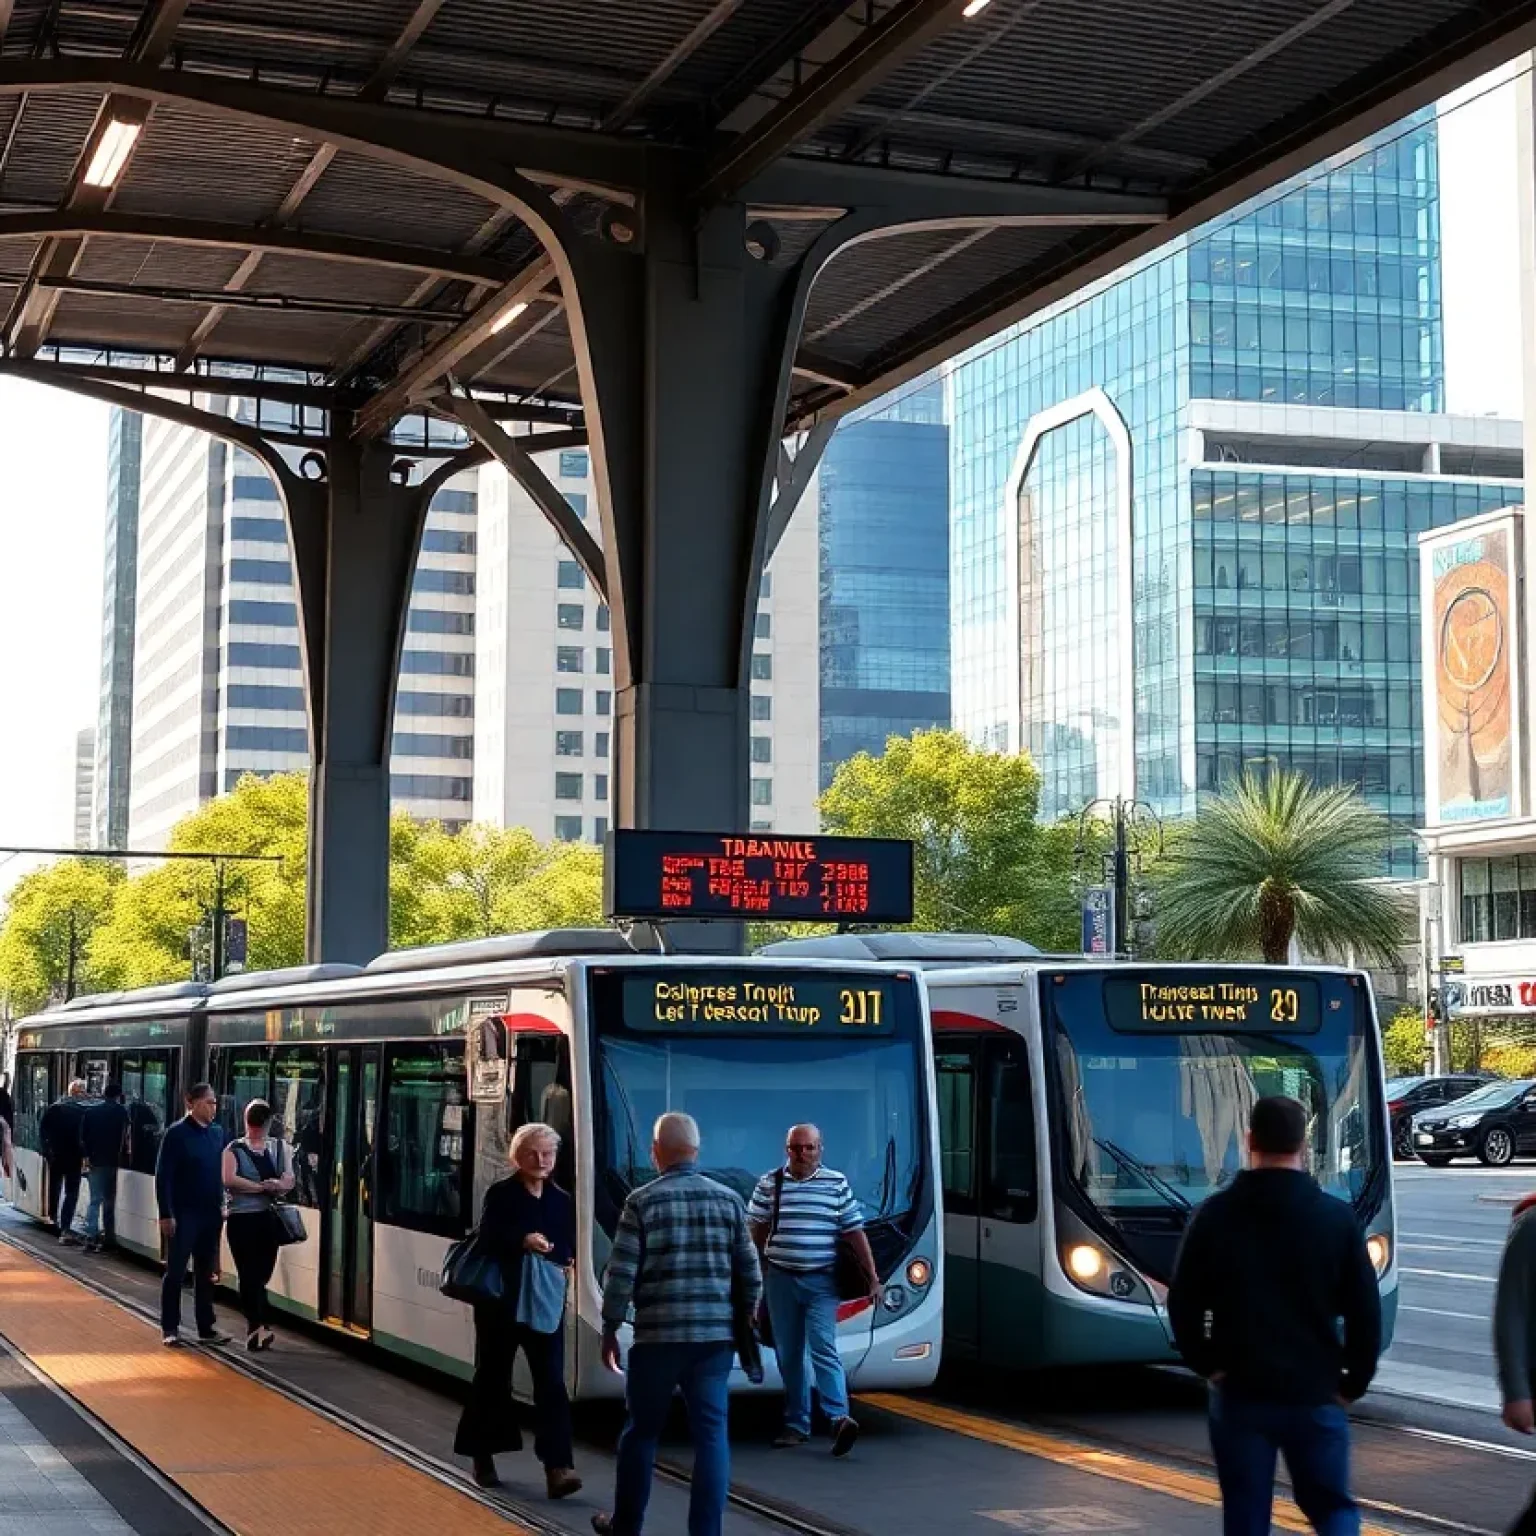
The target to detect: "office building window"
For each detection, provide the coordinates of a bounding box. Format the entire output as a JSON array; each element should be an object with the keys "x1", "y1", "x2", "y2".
[
  {"x1": 397, "y1": 691, "x2": 473, "y2": 717},
  {"x1": 559, "y1": 450, "x2": 588, "y2": 480},
  {"x1": 412, "y1": 569, "x2": 475, "y2": 596},
  {"x1": 421, "y1": 528, "x2": 476, "y2": 555},
  {"x1": 751, "y1": 778, "x2": 772, "y2": 805},
  {"x1": 557, "y1": 646, "x2": 583, "y2": 673},
  {"x1": 554, "y1": 816, "x2": 583, "y2": 841},
  {"x1": 392, "y1": 733, "x2": 473, "y2": 759},
  {"x1": 596, "y1": 604, "x2": 611, "y2": 633},
  {"x1": 596, "y1": 690, "x2": 612, "y2": 716},
  {"x1": 1461, "y1": 855, "x2": 1536, "y2": 944},
  {"x1": 596, "y1": 647, "x2": 611, "y2": 675},
  {"x1": 565, "y1": 491, "x2": 587, "y2": 519},
  {"x1": 432, "y1": 489, "x2": 477, "y2": 515},
  {"x1": 751, "y1": 653, "x2": 772, "y2": 680},
  {"x1": 230, "y1": 517, "x2": 287, "y2": 544},
  {"x1": 596, "y1": 732, "x2": 610, "y2": 757},
  {"x1": 391, "y1": 773, "x2": 471, "y2": 801},
  {"x1": 557, "y1": 561, "x2": 585, "y2": 590},
  {"x1": 555, "y1": 772, "x2": 583, "y2": 801},
  {"x1": 751, "y1": 695, "x2": 771, "y2": 721},
  {"x1": 754, "y1": 613, "x2": 771, "y2": 640},
  {"x1": 228, "y1": 641, "x2": 303, "y2": 670},
  {"x1": 227, "y1": 725, "x2": 308, "y2": 753},
  {"x1": 400, "y1": 650, "x2": 473, "y2": 676},
  {"x1": 594, "y1": 816, "x2": 608, "y2": 840},
  {"x1": 751, "y1": 736, "x2": 771, "y2": 763},
  {"x1": 408, "y1": 608, "x2": 473, "y2": 635},
  {"x1": 555, "y1": 688, "x2": 582, "y2": 715},
  {"x1": 595, "y1": 774, "x2": 609, "y2": 799},
  {"x1": 229, "y1": 558, "x2": 291, "y2": 585},
  {"x1": 557, "y1": 604, "x2": 584, "y2": 630},
  {"x1": 750, "y1": 819, "x2": 772, "y2": 833},
  {"x1": 229, "y1": 600, "x2": 298, "y2": 628},
  {"x1": 759, "y1": 571, "x2": 772, "y2": 599},
  {"x1": 556, "y1": 731, "x2": 584, "y2": 757}
]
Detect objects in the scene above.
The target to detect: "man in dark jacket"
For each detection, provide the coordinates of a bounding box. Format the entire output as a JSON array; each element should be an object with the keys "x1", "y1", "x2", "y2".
[
  {"x1": 154, "y1": 1083, "x2": 230, "y2": 1347},
  {"x1": 80, "y1": 1083, "x2": 130, "y2": 1253},
  {"x1": 38, "y1": 1080, "x2": 90, "y2": 1243},
  {"x1": 1169, "y1": 1095, "x2": 1382, "y2": 1536},
  {"x1": 1494, "y1": 1191, "x2": 1536, "y2": 1532}
]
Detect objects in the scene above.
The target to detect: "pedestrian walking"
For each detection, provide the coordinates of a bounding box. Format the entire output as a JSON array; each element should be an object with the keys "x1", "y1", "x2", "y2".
[
  {"x1": 592, "y1": 1112, "x2": 762, "y2": 1536},
  {"x1": 454, "y1": 1122, "x2": 581, "y2": 1500},
  {"x1": 221, "y1": 1099, "x2": 294, "y2": 1353},
  {"x1": 154, "y1": 1083, "x2": 231, "y2": 1348},
  {"x1": 0, "y1": 1074, "x2": 15, "y2": 1202},
  {"x1": 80, "y1": 1083, "x2": 130, "y2": 1252},
  {"x1": 748, "y1": 1123, "x2": 882, "y2": 1455},
  {"x1": 1494, "y1": 1191, "x2": 1536, "y2": 1532},
  {"x1": 1169, "y1": 1095, "x2": 1382, "y2": 1536},
  {"x1": 39, "y1": 1079, "x2": 90, "y2": 1243}
]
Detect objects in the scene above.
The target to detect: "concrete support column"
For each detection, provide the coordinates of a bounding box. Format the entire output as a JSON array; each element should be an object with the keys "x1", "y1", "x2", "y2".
[{"x1": 287, "y1": 432, "x2": 429, "y2": 963}]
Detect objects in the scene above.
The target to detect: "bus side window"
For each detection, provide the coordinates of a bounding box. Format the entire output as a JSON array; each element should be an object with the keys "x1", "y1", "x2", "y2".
[
  {"x1": 272, "y1": 1048, "x2": 324, "y2": 1208},
  {"x1": 935, "y1": 1048, "x2": 978, "y2": 1216},
  {"x1": 984, "y1": 1041, "x2": 1037, "y2": 1224},
  {"x1": 510, "y1": 1034, "x2": 575, "y2": 1193},
  {"x1": 379, "y1": 1044, "x2": 468, "y2": 1239},
  {"x1": 221, "y1": 1049, "x2": 271, "y2": 1137},
  {"x1": 15, "y1": 1056, "x2": 52, "y2": 1152},
  {"x1": 127, "y1": 1050, "x2": 174, "y2": 1175}
]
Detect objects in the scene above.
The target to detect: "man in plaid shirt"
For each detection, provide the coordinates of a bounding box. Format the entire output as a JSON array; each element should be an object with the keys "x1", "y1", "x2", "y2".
[{"x1": 593, "y1": 1112, "x2": 761, "y2": 1536}]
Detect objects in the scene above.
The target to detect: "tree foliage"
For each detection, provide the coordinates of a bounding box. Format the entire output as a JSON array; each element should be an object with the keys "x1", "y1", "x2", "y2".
[
  {"x1": 0, "y1": 858, "x2": 124, "y2": 1014},
  {"x1": 1154, "y1": 772, "x2": 1409, "y2": 966},
  {"x1": 818, "y1": 729, "x2": 1084, "y2": 948},
  {"x1": 1382, "y1": 1007, "x2": 1428, "y2": 1076}
]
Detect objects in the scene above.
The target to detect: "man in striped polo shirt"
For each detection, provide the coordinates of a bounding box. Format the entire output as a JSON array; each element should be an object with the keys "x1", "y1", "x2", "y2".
[{"x1": 749, "y1": 1124, "x2": 881, "y2": 1456}]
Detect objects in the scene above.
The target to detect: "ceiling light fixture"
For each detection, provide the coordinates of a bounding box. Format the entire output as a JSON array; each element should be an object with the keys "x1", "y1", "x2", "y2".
[
  {"x1": 961, "y1": 0, "x2": 993, "y2": 16},
  {"x1": 489, "y1": 300, "x2": 530, "y2": 336},
  {"x1": 83, "y1": 119, "x2": 142, "y2": 189}
]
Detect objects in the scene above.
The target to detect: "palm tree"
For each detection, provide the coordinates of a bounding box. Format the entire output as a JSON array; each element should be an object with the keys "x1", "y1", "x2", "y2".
[{"x1": 1154, "y1": 772, "x2": 1409, "y2": 966}]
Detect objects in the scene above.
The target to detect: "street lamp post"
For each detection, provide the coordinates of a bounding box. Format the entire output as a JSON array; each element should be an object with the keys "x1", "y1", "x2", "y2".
[{"x1": 1075, "y1": 796, "x2": 1164, "y2": 959}]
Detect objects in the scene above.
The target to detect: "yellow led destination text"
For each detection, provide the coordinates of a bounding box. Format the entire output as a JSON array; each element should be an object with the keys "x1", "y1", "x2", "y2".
[
  {"x1": 649, "y1": 979, "x2": 825, "y2": 1026},
  {"x1": 1137, "y1": 981, "x2": 1263, "y2": 1024}
]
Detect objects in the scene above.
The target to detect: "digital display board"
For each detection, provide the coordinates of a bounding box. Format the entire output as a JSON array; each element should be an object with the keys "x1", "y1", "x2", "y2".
[
  {"x1": 1099, "y1": 972, "x2": 1324, "y2": 1033},
  {"x1": 611, "y1": 971, "x2": 897, "y2": 1035},
  {"x1": 603, "y1": 830, "x2": 915, "y2": 924}
]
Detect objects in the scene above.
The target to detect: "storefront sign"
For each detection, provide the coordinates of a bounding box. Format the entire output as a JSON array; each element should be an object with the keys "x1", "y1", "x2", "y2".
[{"x1": 1445, "y1": 977, "x2": 1536, "y2": 1015}]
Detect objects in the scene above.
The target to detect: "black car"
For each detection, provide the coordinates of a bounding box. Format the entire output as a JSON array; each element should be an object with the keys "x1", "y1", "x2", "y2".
[
  {"x1": 1386, "y1": 1073, "x2": 1498, "y2": 1159},
  {"x1": 1412, "y1": 1078, "x2": 1536, "y2": 1167}
]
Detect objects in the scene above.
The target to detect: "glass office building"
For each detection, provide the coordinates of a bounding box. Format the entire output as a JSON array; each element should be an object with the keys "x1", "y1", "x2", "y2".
[
  {"x1": 949, "y1": 113, "x2": 1521, "y2": 871},
  {"x1": 93, "y1": 407, "x2": 142, "y2": 849},
  {"x1": 818, "y1": 381, "x2": 951, "y2": 789}
]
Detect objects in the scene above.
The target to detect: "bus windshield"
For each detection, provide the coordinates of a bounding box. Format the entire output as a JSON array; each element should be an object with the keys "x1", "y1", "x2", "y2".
[
  {"x1": 1044, "y1": 969, "x2": 1383, "y2": 1271},
  {"x1": 588, "y1": 967, "x2": 926, "y2": 1239}
]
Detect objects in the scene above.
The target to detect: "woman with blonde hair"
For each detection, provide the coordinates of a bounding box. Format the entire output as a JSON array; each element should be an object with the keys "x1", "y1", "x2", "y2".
[{"x1": 454, "y1": 1122, "x2": 579, "y2": 1499}]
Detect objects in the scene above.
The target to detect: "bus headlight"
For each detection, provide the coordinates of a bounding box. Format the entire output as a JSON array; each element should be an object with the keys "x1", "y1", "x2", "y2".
[
  {"x1": 1066, "y1": 1243, "x2": 1105, "y2": 1282},
  {"x1": 1366, "y1": 1233, "x2": 1391, "y2": 1276},
  {"x1": 882, "y1": 1285, "x2": 908, "y2": 1312},
  {"x1": 905, "y1": 1258, "x2": 933, "y2": 1289}
]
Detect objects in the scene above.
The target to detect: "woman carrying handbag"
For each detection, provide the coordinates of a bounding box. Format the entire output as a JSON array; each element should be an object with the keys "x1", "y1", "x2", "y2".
[
  {"x1": 453, "y1": 1122, "x2": 580, "y2": 1500},
  {"x1": 221, "y1": 1099, "x2": 296, "y2": 1353}
]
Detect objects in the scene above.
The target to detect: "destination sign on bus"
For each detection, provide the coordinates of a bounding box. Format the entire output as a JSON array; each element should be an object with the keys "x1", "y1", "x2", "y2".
[
  {"x1": 603, "y1": 830, "x2": 914, "y2": 924},
  {"x1": 1101, "y1": 972, "x2": 1324, "y2": 1033},
  {"x1": 616, "y1": 973, "x2": 897, "y2": 1035}
]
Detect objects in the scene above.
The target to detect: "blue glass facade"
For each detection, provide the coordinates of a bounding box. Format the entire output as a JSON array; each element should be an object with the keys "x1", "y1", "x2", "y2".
[
  {"x1": 93, "y1": 407, "x2": 141, "y2": 849},
  {"x1": 948, "y1": 113, "x2": 1511, "y2": 874},
  {"x1": 818, "y1": 382, "x2": 950, "y2": 788}
]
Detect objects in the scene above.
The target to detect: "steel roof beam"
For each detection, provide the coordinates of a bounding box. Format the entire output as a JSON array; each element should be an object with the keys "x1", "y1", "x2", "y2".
[
  {"x1": 26, "y1": 356, "x2": 345, "y2": 407},
  {"x1": 0, "y1": 209, "x2": 520, "y2": 283},
  {"x1": 696, "y1": 0, "x2": 965, "y2": 205},
  {"x1": 705, "y1": 0, "x2": 860, "y2": 128},
  {"x1": 125, "y1": 0, "x2": 193, "y2": 65},
  {"x1": 602, "y1": 0, "x2": 746, "y2": 133},
  {"x1": 0, "y1": 1, "x2": 13, "y2": 51}
]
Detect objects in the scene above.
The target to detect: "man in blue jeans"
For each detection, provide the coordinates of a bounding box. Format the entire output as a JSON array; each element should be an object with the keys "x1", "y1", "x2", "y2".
[
  {"x1": 154, "y1": 1083, "x2": 231, "y2": 1348},
  {"x1": 748, "y1": 1124, "x2": 882, "y2": 1455},
  {"x1": 592, "y1": 1112, "x2": 761, "y2": 1536},
  {"x1": 1169, "y1": 1095, "x2": 1383, "y2": 1535}
]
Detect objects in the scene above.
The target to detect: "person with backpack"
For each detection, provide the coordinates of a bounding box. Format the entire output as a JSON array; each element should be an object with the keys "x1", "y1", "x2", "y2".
[
  {"x1": 220, "y1": 1098, "x2": 294, "y2": 1352},
  {"x1": 747, "y1": 1123, "x2": 882, "y2": 1457}
]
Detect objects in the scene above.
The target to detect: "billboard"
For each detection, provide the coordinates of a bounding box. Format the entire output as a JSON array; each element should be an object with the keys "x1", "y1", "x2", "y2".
[{"x1": 1421, "y1": 516, "x2": 1521, "y2": 826}]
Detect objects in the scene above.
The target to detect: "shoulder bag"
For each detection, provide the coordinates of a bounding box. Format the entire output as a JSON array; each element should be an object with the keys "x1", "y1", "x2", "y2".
[
  {"x1": 758, "y1": 1168, "x2": 871, "y2": 1341},
  {"x1": 440, "y1": 1230, "x2": 505, "y2": 1307},
  {"x1": 268, "y1": 1143, "x2": 306, "y2": 1247}
]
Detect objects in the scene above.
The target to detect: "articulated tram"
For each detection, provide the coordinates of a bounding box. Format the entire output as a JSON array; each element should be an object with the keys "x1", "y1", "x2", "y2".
[
  {"x1": 763, "y1": 935, "x2": 1398, "y2": 1372},
  {"x1": 11, "y1": 930, "x2": 943, "y2": 1398}
]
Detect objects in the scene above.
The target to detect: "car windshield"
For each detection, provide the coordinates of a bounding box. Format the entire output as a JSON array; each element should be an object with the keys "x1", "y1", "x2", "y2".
[
  {"x1": 1046, "y1": 970, "x2": 1382, "y2": 1250},
  {"x1": 1385, "y1": 1077, "x2": 1425, "y2": 1098},
  {"x1": 1432, "y1": 1079, "x2": 1525, "y2": 1113},
  {"x1": 588, "y1": 968, "x2": 926, "y2": 1237}
]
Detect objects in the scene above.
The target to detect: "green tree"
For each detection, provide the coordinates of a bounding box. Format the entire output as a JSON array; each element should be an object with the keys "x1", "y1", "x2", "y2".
[
  {"x1": 1153, "y1": 771, "x2": 1409, "y2": 966},
  {"x1": 1382, "y1": 1007, "x2": 1428, "y2": 1076},
  {"x1": 818, "y1": 729, "x2": 1079, "y2": 946},
  {"x1": 0, "y1": 858, "x2": 125, "y2": 1014}
]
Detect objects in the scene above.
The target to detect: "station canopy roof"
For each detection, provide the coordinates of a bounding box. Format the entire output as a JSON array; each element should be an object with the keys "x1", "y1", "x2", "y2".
[{"x1": 0, "y1": 0, "x2": 1530, "y2": 433}]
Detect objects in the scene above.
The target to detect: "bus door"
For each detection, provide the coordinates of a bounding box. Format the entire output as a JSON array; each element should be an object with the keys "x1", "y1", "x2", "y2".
[
  {"x1": 934, "y1": 1044, "x2": 981, "y2": 1354},
  {"x1": 978, "y1": 1036, "x2": 1041, "y2": 1366},
  {"x1": 322, "y1": 1046, "x2": 380, "y2": 1333}
]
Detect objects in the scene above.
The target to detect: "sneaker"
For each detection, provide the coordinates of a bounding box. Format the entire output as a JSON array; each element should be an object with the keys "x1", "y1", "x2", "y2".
[
  {"x1": 245, "y1": 1331, "x2": 263, "y2": 1354},
  {"x1": 258, "y1": 1328, "x2": 275, "y2": 1352},
  {"x1": 58, "y1": 1233, "x2": 81, "y2": 1248},
  {"x1": 592, "y1": 1518, "x2": 615, "y2": 1536},
  {"x1": 546, "y1": 1468, "x2": 582, "y2": 1500},
  {"x1": 197, "y1": 1330, "x2": 232, "y2": 1346},
  {"x1": 772, "y1": 1428, "x2": 809, "y2": 1448},
  {"x1": 162, "y1": 1334, "x2": 182, "y2": 1348},
  {"x1": 830, "y1": 1416, "x2": 860, "y2": 1458}
]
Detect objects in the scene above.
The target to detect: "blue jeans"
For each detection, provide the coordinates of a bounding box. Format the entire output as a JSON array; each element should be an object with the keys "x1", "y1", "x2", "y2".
[
  {"x1": 160, "y1": 1213, "x2": 222, "y2": 1339},
  {"x1": 763, "y1": 1264, "x2": 847, "y2": 1434},
  {"x1": 612, "y1": 1341, "x2": 733, "y2": 1536},
  {"x1": 82, "y1": 1166, "x2": 117, "y2": 1243},
  {"x1": 1208, "y1": 1390, "x2": 1359, "y2": 1536}
]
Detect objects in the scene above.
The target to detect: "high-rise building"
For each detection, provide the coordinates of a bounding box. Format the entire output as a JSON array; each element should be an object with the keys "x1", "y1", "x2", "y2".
[
  {"x1": 73, "y1": 728, "x2": 95, "y2": 849},
  {"x1": 474, "y1": 442, "x2": 820, "y2": 840},
  {"x1": 93, "y1": 407, "x2": 141, "y2": 850},
  {"x1": 949, "y1": 113, "x2": 1519, "y2": 873},
  {"x1": 122, "y1": 405, "x2": 477, "y2": 849},
  {"x1": 816, "y1": 381, "x2": 950, "y2": 790}
]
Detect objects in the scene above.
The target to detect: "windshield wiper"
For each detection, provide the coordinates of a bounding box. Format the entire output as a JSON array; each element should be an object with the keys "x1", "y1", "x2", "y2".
[
  {"x1": 874, "y1": 1133, "x2": 898, "y2": 1220},
  {"x1": 1093, "y1": 1137, "x2": 1192, "y2": 1218},
  {"x1": 601, "y1": 1055, "x2": 641, "y2": 1193}
]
